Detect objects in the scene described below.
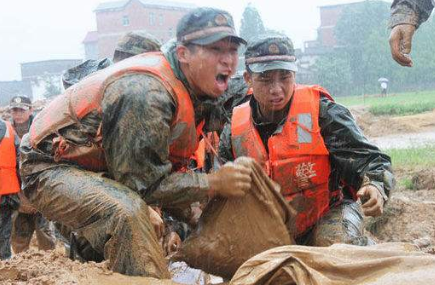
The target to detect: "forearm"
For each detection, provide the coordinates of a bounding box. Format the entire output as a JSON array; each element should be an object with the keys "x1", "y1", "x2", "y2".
[
  {"x1": 144, "y1": 171, "x2": 209, "y2": 209},
  {"x1": 319, "y1": 97, "x2": 395, "y2": 200}
]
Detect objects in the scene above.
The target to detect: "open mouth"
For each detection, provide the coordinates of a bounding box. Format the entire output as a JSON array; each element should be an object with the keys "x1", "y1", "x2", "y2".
[
  {"x1": 216, "y1": 73, "x2": 229, "y2": 84},
  {"x1": 215, "y1": 73, "x2": 230, "y2": 92}
]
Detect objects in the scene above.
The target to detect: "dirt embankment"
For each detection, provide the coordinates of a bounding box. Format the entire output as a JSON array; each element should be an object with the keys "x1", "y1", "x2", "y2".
[
  {"x1": 350, "y1": 106, "x2": 435, "y2": 138},
  {"x1": 367, "y1": 167, "x2": 435, "y2": 254}
]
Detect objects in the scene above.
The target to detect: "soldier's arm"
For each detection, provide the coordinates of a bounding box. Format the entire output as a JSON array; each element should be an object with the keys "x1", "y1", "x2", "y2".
[
  {"x1": 390, "y1": 0, "x2": 434, "y2": 28},
  {"x1": 318, "y1": 95, "x2": 395, "y2": 201},
  {"x1": 217, "y1": 122, "x2": 236, "y2": 165},
  {"x1": 102, "y1": 74, "x2": 209, "y2": 209}
]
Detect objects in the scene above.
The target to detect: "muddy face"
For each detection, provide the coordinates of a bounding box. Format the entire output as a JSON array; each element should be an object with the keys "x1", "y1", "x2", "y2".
[{"x1": 181, "y1": 38, "x2": 239, "y2": 98}]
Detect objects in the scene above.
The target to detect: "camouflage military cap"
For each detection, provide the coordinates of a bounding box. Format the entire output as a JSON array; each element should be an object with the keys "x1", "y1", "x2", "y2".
[
  {"x1": 114, "y1": 31, "x2": 162, "y2": 55},
  {"x1": 245, "y1": 35, "x2": 298, "y2": 73},
  {"x1": 177, "y1": 7, "x2": 246, "y2": 45}
]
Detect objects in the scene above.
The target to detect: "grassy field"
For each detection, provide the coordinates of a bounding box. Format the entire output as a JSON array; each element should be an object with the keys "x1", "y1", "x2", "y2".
[
  {"x1": 386, "y1": 145, "x2": 435, "y2": 189},
  {"x1": 336, "y1": 90, "x2": 435, "y2": 116},
  {"x1": 386, "y1": 145, "x2": 435, "y2": 169}
]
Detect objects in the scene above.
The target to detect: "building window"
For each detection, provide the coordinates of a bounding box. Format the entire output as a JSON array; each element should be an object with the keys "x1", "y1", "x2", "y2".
[
  {"x1": 122, "y1": 15, "x2": 130, "y2": 26},
  {"x1": 159, "y1": 14, "x2": 164, "y2": 26},
  {"x1": 149, "y1": 13, "x2": 155, "y2": 25},
  {"x1": 168, "y1": 28, "x2": 173, "y2": 37}
]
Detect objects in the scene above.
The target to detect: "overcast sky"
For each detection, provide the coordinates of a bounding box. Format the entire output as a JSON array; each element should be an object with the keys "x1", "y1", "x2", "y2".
[{"x1": 0, "y1": 0, "x2": 392, "y2": 81}]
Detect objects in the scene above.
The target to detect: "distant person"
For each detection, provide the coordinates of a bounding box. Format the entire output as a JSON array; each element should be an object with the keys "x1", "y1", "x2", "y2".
[
  {"x1": 389, "y1": 0, "x2": 434, "y2": 66},
  {"x1": 8, "y1": 96, "x2": 56, "y2": 254},
  {"x1": 9, "y1": 96, "x2": 33, "y2": 139},
  {"x1": 62, "y1": 31, "x2": 161, "y2": 89},
  {"x1": 378, "y1": 78, "x2": 389, "y2": 97},
  {"x1": 0, "y1": 119, "x2": 20, "y2": 260}
]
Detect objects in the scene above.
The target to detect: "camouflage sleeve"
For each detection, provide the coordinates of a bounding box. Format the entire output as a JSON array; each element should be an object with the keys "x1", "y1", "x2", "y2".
[
  {"x1": 102, "y1": 73, "x2": 209, "y2": 209},
  {"x1": 217, "y1": 122, "x2": 235, "y2": 164},
  {"x1": 319, "y1": 96, "x2": 395, "y2": 201},
  {"x1": 390, "y1": 0, "x2": 434, "y2": 28}
]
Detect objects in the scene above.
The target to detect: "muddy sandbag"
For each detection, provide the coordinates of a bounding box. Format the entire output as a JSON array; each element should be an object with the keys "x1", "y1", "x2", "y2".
[
  {"x1": 174, "y1": 157, "x2": 296, "y2": 279},
  {"x1": 230, "y1": 243, "x2": 435, "y2": 285}
]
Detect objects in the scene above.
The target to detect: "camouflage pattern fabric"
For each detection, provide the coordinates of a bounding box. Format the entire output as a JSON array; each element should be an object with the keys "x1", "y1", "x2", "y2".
[
  {"x1": 390, "y1": 0, "x2": 434, "y2": 28},
  {"x1": 62, "y1": 58, "x2": 113, "y2": 89},
  {"x1": 114, "y1": 31, "x2": 161, "y2": 56},
  {"x1": 11, "y1": 212, "x2": 56, "y2": 253}
]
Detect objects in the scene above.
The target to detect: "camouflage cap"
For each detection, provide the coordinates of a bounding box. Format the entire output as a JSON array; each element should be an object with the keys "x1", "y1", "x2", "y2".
[
  {"x1": 9, "y1": 96, "x2": 32, "y2": 110},
  {"x1": 177, "y1": 7, "x2": 246, "y2": 45},
  {"x1": 245, "y1": 35, "x2": 298, "y2": 73},
  {"x1": 114, "y1": 31, "x2": 162, "y2": 56}
]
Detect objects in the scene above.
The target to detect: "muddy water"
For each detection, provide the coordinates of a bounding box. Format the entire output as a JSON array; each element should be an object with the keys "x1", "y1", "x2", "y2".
[{"x1": 369, "y1": 131, "x2": 435, "y2": 150}]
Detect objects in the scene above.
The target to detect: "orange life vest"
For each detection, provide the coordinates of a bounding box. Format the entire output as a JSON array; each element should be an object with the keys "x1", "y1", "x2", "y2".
[
  {"x1": 29, "y1": 52, "x2": 201, "y2": 172},
  {"x1": 231, "y1": 84, "x2": 341, "y2": 235},
  {"x1": 0, "y1": 121, "x2": 20, "y2": 195},
  {"x1": 193, "y1": 131, "x2": 220, "y2": 171}
]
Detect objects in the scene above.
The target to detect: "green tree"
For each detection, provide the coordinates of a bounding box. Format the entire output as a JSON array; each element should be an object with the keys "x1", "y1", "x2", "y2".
[
  {"x1": 314, "y1": 52, "x2": 353, "y2": 97},
  {"x1": 334, "y1": 0, "x2": 391, "y2": 95},
  {"x1": 41, "y1": 75, "x2": 61, "y2": 99},
  {"x1": 239, "y1": 3, "x2": 266, "y2": 43}
]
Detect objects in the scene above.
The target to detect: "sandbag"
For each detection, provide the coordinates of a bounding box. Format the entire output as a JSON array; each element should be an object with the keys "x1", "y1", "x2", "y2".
[
  {"x1": 174, "y1": 157, "x2": 296, "y2": 279},
  {"x1": 230, "y1": 243, "x2": 435, "y2": 285}
]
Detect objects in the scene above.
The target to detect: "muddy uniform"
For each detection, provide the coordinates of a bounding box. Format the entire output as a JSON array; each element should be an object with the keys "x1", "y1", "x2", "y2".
[
  {"x1": 219, "y1": 95, "x2": 395, "y2": 245},
  {"x1": 11, "y1": 113, "x2": 56, "y2": 253},
  {"x1": 0, "y1": 120, "x2": 20, "y2": 260},
  {"x1": 19, "y1": 42, "x2": 218, "y2": 277},
  {"x1": 10, "y1": 114, "x2": 56, "y2": 254},
  {"x1": 390, "y1": 0, "x2": 434, "y2": 28}
]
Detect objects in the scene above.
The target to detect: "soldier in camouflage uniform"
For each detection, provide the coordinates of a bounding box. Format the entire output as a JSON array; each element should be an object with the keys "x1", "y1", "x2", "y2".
[
  {"x1": 19, "y1": 7, "x2": 248, "y2": 277},
  {"x1": 219, "y1": 35, "x2": 395, "y2": 246},
  {"x1": 389, "y1": 0, "x2": 434, "y2": 66},
  {"x1": 62, "y1": 31, "x2": 161, "y2": 89}
]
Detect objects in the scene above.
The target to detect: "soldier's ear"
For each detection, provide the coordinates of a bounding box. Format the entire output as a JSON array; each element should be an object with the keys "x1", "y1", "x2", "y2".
[
  {"x1": 176, "y1": 45, "x2": 190, "y2": 63},
  {"x1": 243, "y1": 71, "x2": 252, "y2": 87}
]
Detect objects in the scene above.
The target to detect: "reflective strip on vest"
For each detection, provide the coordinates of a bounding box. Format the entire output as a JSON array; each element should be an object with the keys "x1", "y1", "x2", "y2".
[
  {"x1": 297, "y1": 113, "x2": 312, "y2": 143},
  {"x1": 0, "y1": 121, "x2": 20, "y2": 195}
]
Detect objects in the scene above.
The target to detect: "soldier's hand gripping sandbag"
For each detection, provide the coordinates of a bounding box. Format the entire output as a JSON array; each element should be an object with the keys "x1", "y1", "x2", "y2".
[
  {"x1": 207, "y1": 162, "x2": 252, "y2": 198},
  {"x1": 173, "y1": 157, "x2": 296, "y2": 279}
]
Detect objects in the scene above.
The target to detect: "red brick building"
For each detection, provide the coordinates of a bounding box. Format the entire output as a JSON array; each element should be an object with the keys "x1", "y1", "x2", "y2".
[{"x1": 83, "y1": 0, "x2": 196, "y2": 60}]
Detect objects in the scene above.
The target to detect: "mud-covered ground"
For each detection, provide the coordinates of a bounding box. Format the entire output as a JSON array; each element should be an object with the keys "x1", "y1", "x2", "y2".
[{"x1": 367, "y1": 167, "x2": 435, "y2": 254}]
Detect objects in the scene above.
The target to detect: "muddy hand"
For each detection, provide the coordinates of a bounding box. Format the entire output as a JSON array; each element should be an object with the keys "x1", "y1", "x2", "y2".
[
  {"x1": 389, "y1": 24, "x2": 416, "y2": 67},
  {"x1": 149, "y1": 206, "x2": 165, "y2": 240},
  {"x1": 164, "y1": 231, "x2": 182, "y2": 255},
  {"x1": 357, "y1": 185, "x2": 384, "y2": 217},
  {"x1": 207, "y1": 162, "x2": 252, "y2": 198}
]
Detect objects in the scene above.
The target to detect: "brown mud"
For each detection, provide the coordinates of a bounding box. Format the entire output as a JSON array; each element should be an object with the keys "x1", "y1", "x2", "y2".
[{"x1": 350, "y1": 106, "x2": 435, "y2": 138}]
